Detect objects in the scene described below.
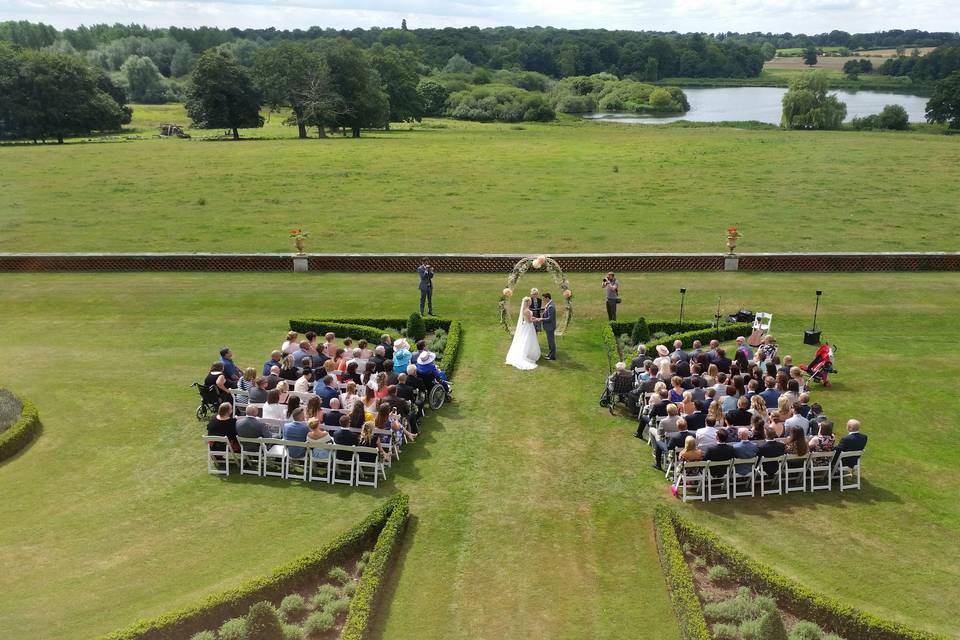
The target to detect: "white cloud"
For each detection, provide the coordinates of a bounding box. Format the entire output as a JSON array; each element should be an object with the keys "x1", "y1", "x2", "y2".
[{"x1": 3, "y1": 0, "x2": 958, "y2": 33}]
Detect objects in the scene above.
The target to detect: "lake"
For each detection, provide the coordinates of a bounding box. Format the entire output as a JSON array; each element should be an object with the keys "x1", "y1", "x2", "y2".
[{"x1": 584, "y1": 87, "x2": 930, "y2": 125}]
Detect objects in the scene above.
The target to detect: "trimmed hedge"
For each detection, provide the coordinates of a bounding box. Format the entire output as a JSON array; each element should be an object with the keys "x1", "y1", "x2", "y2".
[
  {"x1": 341, "y1": 493, "x2": 410, "y2": 640},
  {"x1": 653, "y1": 505, "x2": 710, "y2": 640},
  {"x1": 601, "y1": 322, "x2": 618, "y2": 373},
  {"x1": 289, "y1": 317, "x2": 463, "y2": 379},
  {"x1": 662, "y1": 507, "x2": 947, "y2": 640},
  {"x1": 611, "y1": 319, "x2": 715, "y2": 337},
  {"x1": 642, "y1": 322, "x2": 754, "y2": 355},
  {"x1": 100, "y1": 494, "x2": 409, "y2": 640},
  {"x1": 0, "y1": 390, "x2": 41, "y2": 463}
]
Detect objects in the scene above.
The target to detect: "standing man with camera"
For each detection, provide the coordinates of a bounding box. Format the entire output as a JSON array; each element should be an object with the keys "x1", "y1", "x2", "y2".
[
  {"x1": 602, "y1": 272, "x2": 620, "y2": 321},
  {"x1": 418, "y1": 259, "x2": 435, "y2": 316}
]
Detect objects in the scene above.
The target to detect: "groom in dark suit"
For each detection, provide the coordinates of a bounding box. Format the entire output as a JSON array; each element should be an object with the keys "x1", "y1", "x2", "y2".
[{"x1": 539, "y1": 293, "x2": 557, "y2": 360}]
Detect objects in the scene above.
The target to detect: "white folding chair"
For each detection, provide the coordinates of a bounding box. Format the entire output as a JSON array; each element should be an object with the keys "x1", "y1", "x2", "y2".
[
  {"x1": 833, "y1": 451, "x2": 862, "y2": 491},
  {"x1": 204, "y1": 436, "x2": 231, "y2": 476},
  {"x1": 808, "y1": 451, "x2": 834, "y2": 491},
  {"x1": 706, "y1": 460, "x2": 732, "y2": 500},
  {"x1": 307, "y1": 441, "x2": 334, "y2": 483},
  {"x1": 355, "y1": 446, "x2": 385, "y2": 488},
  {"x1": 755, "y1": 455, "x2": 785, "y2": 496},
  {"x1": 664, "y1": 448, "x2": 678, "y2": 482},
  {"x1": 261, "y1": 437, "x2": 287, "y2": 478},
  {"x1": 673, "y1": 460, "x2": 708, "y2": 502},
  {"x1": 230, "y1": 388, "x2": 250, "y2": 416},
  {"x1": 748, "y1": 312, "x2": 773, "y2": 347},
  {"x1": 332, "y1": 446, "x2": 355, "y2": 486},
  {"x1": 236, "y1": 437, "x2": 264, "y2": 476},
  {"x1": 731, "y1": 457, "x2": 758, "y2": 498},
  {"x1": 284, "y1": 441, "x2": 309, "y2": 481},
  {"x1": 261, "y1": 418, "x2": 284, "y2": 436},
  {"x1": 783, "y1": 454, "x2": 808, "y2": 493}
]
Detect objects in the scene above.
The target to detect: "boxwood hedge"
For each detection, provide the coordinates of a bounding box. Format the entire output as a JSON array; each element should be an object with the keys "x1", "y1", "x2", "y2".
[
  {"x1": 99, "y1": 493, "x2": 409, "y2": 640},
  {"x1": 661, "y1": 506, "x2": 947, "y2": 640},
  {"x1": 602, "y1": 319, "x2": 753, "y2": 372},
  {"x1": 653, "y1": 505, "x2": 710, "y2": 640},
  {"x1": 0, "y1": 390, "x2": 41, "y2": 463}
]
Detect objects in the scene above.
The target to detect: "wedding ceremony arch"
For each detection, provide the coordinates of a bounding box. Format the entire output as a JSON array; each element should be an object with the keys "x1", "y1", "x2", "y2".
[{"x1": 498, "y1": 255, "x2": 574, "y2": 336}]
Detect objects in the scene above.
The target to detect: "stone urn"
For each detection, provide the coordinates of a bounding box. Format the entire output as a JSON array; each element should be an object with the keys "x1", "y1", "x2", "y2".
[
  {"x1": 726, "y1": 228, "x2": 740, "y2": 255},
  {"x1": 294, "y1": 237, "x2": 305, "y2": 255}
]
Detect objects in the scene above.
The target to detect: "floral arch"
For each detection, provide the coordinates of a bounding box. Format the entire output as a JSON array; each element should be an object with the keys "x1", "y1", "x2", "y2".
[{"x1": 498, "y1": 255, "x2": 573, "y2": 336}]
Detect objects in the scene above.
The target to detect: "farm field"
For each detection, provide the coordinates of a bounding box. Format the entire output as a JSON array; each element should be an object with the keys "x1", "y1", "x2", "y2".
[
  {"x1": 1, "y1": 104, "x2": 959, "y2": 254},
  {"x1": 0, "y1": 272, "x2": 958, "y2": 639}
]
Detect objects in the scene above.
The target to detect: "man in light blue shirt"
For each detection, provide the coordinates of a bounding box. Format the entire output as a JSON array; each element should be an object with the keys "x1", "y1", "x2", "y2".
[
  {"x1": 282, "y1": 407, "x2": 310, "y2": 459},
  {"x1": 732, "y1": 427, "x2": 759, "y2": 475}
]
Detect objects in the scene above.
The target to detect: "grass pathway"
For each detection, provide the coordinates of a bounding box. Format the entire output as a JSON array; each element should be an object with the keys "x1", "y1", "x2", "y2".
[{"x1": 376, "y1": 321, "x2": 679, "y2": 639}]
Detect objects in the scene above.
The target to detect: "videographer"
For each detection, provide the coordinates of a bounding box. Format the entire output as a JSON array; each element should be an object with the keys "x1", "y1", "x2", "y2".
[
  {"x1": 417, "y1": 259, "x2": 435, "y2": 316},
  {"x1": 602, "y1": 272, "x2": 620, "y2": 320}
]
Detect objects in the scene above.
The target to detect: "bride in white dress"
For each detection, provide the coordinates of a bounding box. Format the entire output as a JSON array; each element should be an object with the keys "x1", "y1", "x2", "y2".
[{"x1": 505, "y1": 296, "x2": 541, "y2": 370}]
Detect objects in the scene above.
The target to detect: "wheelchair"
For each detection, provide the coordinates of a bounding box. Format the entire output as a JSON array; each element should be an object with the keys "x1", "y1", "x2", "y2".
[
  {"x1": 193, "y1": 382, "x2": 225, "y2": 421},
  {"x1": 599, "y1": 373, "x2": 637, "y2": 416},
  {"x1": 418, "y1": 372, "x2": 452, "y2": 411}
]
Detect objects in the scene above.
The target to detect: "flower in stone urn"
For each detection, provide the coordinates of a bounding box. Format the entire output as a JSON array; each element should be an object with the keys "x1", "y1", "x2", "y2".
[
  {"x1": 563, "y1": 289, "x2": 573, "y2": 299},
  {"x1": 289, "y1": 228, "x2": 309, "y2": 255},
  {"x1": 725, "y1": 227, "x2": 740, "y2": 255},
  {"x1": 531, "y1": 255, "x2": 547, "y2": 269},
  {"x1": 502, "y1": 288, "x2": 513, "y2": 298}
]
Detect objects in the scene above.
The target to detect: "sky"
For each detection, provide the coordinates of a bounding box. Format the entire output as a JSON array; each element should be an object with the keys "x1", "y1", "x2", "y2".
[{"x1": 3, "y1": 0, "x2": 959, "y2": 35}]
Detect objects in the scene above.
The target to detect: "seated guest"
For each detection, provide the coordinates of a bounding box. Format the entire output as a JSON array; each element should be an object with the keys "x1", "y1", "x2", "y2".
[
  {"x1": 757, "y1": 426, "x2": 786, "y2": 476},
  {"x1": 282, "y1": 407, "x2": 310, "y2": 459},
  {"x1": 658, "y1": 403, "x2": 680, "y2": 435},
  {"x1": 782, "y1": 379, "x2": 800, "y2": 406},
  {"x1": 796, "y1": 392, "x2": 811, "y2": 419},
  {"x1": 775, "y1": 371, "x2": 789, "y2": 394},
  {"x1": 416, "y1": 351, "x2": 450, "y2": 392},
  {"x1": 380, "y1": 334, "x2": 394, "y2": 359},
  {"x1": 706, "y1": 401, "x2": 725, "y2": 429},
  {"x1": 381, "y1": 385, "x2": 410, "y2": 415},
  {"x1": 749, "y1": 414, "x2": 766, "y2": 441},
  {"x1": 393, "y1": 339, "x2": 413, "y2": 374},
  {"x1": 705, "y1": 339, "x2": 721, "y2": 362},
  {"x1": 679, "y1": 435, "x2": 704, "y2": 462},
  {"x1": 750, "y1": 395, "x2": 769, "y2": 426},
  {"x1": 721, "y1": 386, "x2": 738, "y2": 413},
  {"x1": 759, "y1": 376, "x2": 780, "y2": 408},
  {"x1": 735, "y1": 336, "x2": 753, "y2": 361},
  {"x1": 808, "y1": 420, "x2": 836, "y2": 452},
  {"x1": 609, "y1": 361, "x2": 635, "y2": 387},
  {"x1": 323, "y1": 332, "x2": 338, "y2": 359},
  {"x1": 635, "y1": 388, "x2": 668, "y2": 439},
  {"x1": 236, "y1": 405, "x2": 272, "y2": 449},
  {"x1": 322, "y1": 398, "x2": 344, "y2": 428},
  {"x1": 263, "y1": 350, "x2": 283, "y2": 376},
  {"x1": 361, "y1": 386, "x2": 378, "y2": 417},
  {"x1": 784, "y1": 402, "x2": 809, "y2": 435},
  {"x1": 834, "y1": 419, "x2": 868, "y2": 467},
  {"x1": 285, "y1": 396, "x2": 302, "y2": 420},
  {"x1": 695, "y1": 416, "x2": 719, "y2": 449},
  {"x1": 376, "y1": 403, "x2": 416, "y2": 445},
  {"x1": 674, "y1": 356, "x2": 691, "y2": 379},
  {"x1": 279, "y1": 354, "x2": 299, "y2": 381},
  {"x1": 294, "y1": 368, "x2": 315, "y2": 393},
  {"x1": 395, "y1": 374, "x2": 416, "y2": 402},
  {"x1": 344, "y1": 361, "x2": 362, "y2": 385},
  {"x1": 732, "y1": 427, "x2": 759, "y2": 475},
  {"x1": 779, "y1": 355, "x2": 794, "y2": 376},
  {"x1": 248, "y1": 376, "x2": 269, "y2": 404},
  {"x1": 276, "y1": 381, "x2": 290, "y2": 404},
  {"x1": 203, "y1": 362, "x2": 232, "y2": 405},
  {"x1": 745, "y1": 378, "x2": 761, "y2": 399},
  {"x1": 321, "y1": 358, "x2": 340, "y2": 382},
  {"x1": 683, "y1": 401, "x2": 707, "y2": 431},
  {"x1": 304, "y1": 331, "x2": 322, "y2": 357},
  {"x1": 408, "y1": 340, "x2": 427, "y2": 369},
  {"x1": 292, "y1": 341, "x2": 314, "y2": 369},
  {"x1": 704, "y1": 429, "x2": 736, "y2": 476},
  {"x1": 383, "y1": 361, "x2": 399, "y2": 386},
  {"x1": 333, "y1": 416, "x2": 360, "y2": 460},
  {"x1": 370, "y1": 346, "x2": 387, "y2": 372},
  {"x1": 340, "y1": 382, "x2": 360, "y2": 411},
  {"x1": 654, "y1": 417, "x2": 689, "y2": 470},
  {"x1": 630, "y1": 345, "x2": 648, "y2": 373},
  {"x1": 219, "y1": 347, "x2": 242, "y2": 384},
  {"x1": 238, "y1": 367, "x2": 257, "y2": 392},
  {"x1": 305, "y1": 396, "x2": 323, "y2": 423},
  {"x1": 725, "y1": 396, "x2": 753, "y2": 427},
  {"x1": 265, "y1": 365, "x2": 281, "y2": 390},
  {"x1": 678, "y1": 390, "x2": 696, "y2": 416},
  {"x1": 713, "y1": 348, "x2": 731, "y2": 373},
  {"x1": 756, "y1": 334, "x2": 778, "y2": 364},
  {"x1": 689, "y1": 376, "x2": 706, "y2": 403},
  {"x1": 671, "y1": 340, "x2": 689, "y2": 363},
  {"x1": 405, "y1": 364, "x2": 425, "y2": 396},
  {"x1": 262, "y1": 389, "x2": 285, "y2": 420},
  {"x1": 281, "y1": 330, "x2": 299, "y2": 355},
  {"x1": 705, "y1": 365, "x2": 720, "y2": 388},
  {"x1": 346, "y1": 401, "x2": 366, "y2": 429},
  {"x1": 307, "y1": 418, "x2": 332, "y2": 460},
  {"x1": 357, "y1": 339, "x2": 373, "y2": 359},
  {"x1": 734, "y1": 349, "x2": 750, "y2": 374},
  {"x1": 652, "y1": 345, "x2": 671, "y2": 377},
  {"x1": 358, "y1": 421, "x2": 386, "y2": 464},
  {"x1": 314, "y1": 375, "x2": 339, "y2": 408},
  {"x1": 333, "y1": 348, "x2": 347, "y2": 373},
  {"x1": 808, "y1": 403, "x2": 829, "y2": 433},
  {"x1": 790, "y1": 366, "x2": 808, "y2": 393},
  {"x1": 361, "y1": 362, "x2": 377, "y2": 387},
  {"x1": 207, "y1": 402, "x2": 239, "y2": 452},
  {"x1": 665, "y1": 419, "x2": 697, "y2": 454},
  {"x1": 688, "y1": 340, "x2": 703, "y2": 359},
  {"x1": 783, "y1": 426, "x2": 808, "y2": 468},
  {"x1": 668, "y1": 376, "x2": 685, "y2": 404}
]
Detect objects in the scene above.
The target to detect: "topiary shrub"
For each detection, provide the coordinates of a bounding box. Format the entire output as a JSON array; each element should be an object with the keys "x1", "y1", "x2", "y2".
[
  {"x1": 311, "y1": 584, "x2": 338, "y2": 609},
  {"x1": 303, "y1": 610, "x2": 335, "y2": 634},
  {"x1": 790, "y1": 620, "x2": 826, "y2": 640},
  {"x1": 406, "y1": 312, "x2": 426, "y2": 341},
  {"x1": 632, "y1": 317, "x2": 650, "y2": 344},
  {"x1": 324, "y1": 598, "x2": 351, "y2": 616},
  {"x1": 342, "y1": 581, "x2": 357, "y2": 596},
  {"x1": 759, "y1": 611, "x2": 790, "y2": 640},
  {"x1": 704, "y1": 587, "x2": 775, "y2": 623},
  {"x1": 281, "y1": 624, "x2": 303, "y2": 640},
  {"x1": 189, "y1": 631, "x2": 215, "y2": 640},
  {"x1": 246, "y1": 601, "x2": 282, "y2": 639},
  {"x1": 218, "y1": 617, "x2": 248, "y2": 640},
  {"x1": 707, "y1": 564, "x2": 731, "y2": 584},
  {"x1": 712, "y1": 623, "x2": 740, "y2": 640},
  {"x1": 740, "y1": 617, "x2": 763, "y2": 640},
  {"x1": 327, "y1": 566, "x2": 350, "y2": 584},
  {"x1": 278, "y1": 594, "x2": 306, "y2": 621}
]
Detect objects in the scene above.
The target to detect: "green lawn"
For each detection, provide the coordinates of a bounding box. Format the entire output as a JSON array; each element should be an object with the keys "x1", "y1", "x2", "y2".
[
  {"x1": 0, "y1": 271, "x2": 958, "y2": 639},
  {"x1": 2, "y1": 105, "x2": 959, "y2": 254}
]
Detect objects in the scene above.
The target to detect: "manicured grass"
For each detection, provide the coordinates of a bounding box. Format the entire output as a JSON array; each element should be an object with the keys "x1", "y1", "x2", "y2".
[
  {"x1": 2, "y1": 105, "x2": 959, "y2": 254},
  {"x1": 0, "y1": 271, "x2": 958, "y2": 639}
]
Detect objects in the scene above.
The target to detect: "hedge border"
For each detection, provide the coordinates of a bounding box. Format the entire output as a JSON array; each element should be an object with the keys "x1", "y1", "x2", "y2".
[
  {"x1": 602, "y1": 319, "x2": 754, "y2": 373},
  {"x1": 289, "y1": 317, "x2": 463, "y2": 378},
  {"x1": 341, "y1": 493, "x2": 410, "y2": 640},
  {"x1": 662, "y1": 506, "x2": 947, "y2": 640},
  {"x1": 99, "y1": 493, "x2": 409, "y2": 640},
  {"x1": 653, "y1": 505, "x2": 711, "y2": 640},
  {"x1": 0, "y1": 390, "x2": 41, "y2": 463}
]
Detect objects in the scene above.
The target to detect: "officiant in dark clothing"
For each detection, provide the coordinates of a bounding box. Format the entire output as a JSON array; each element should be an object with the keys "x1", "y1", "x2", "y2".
[
  {"x1": 417, "y1": 260, "x2": 434, "y2": 315},
  {"x1": 530, "y1": 288, "x2": 543, "y2": 332}
]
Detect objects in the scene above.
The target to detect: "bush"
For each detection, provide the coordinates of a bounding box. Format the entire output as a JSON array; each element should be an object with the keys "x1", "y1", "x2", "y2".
[
  {"x1": 245, "y1": 601, "x2": 282, "y2": 639},
  {"x1": 311, "y1": 584, "x2": 338, "y2": 609},
  {"x1": 325, "y1": 598, "x2": 351, "y2": 616},
  {"x1": 428, "y1": 328, "x2": 447, "y2": 354},
  {"x1": 759, "y1": 611, "x2": 789, "y2": 640},
  {"x1": 790, "y1": 621, "x2": 826, "y2": 640},
  {"x1": 218, "y1": 617, "x2": 247, "y2": 640},
  {"x1": 712, "y1": 623, "x2": 740, "y2": 640},
  {"x1": 189, "y1": 632, "x2": 215, "y2": 640},
  {"x1": 406, "y1": 312, "x2": 426, "y2": 341},
  {"x1": 446, "y1": 84, "x2": 555, "y2": 122},
  {"x1": 303, "y1": 610, "x2": 335, "y2": 634},
  {"x1": 0, "y1": 391, "x2": 41, "y2": 463},
  {"x1": 653, "y1": 507, "x2": 710, "y2": 640},
  {"x1": 355, "y1": 560, "x2": 366, "y2": 574},
  {"x1": 278, "y1": 594, "x2": 305, "y2": 621},
  {"x1": 327, "y1": 566, "x2": 350, "y2": 584},
  {"x1": 281, "y1": 625, "x2": 303, "y2": 640},
  {"x1": 342, "y1": 580, "x2": 357, "y2": 596},
  {"x1": 739, "y1": 617, "x2": 764, "y2": 640},
  {"x1": 631, "y1": 317, "x2": 650, "y2": 345},
  {"x1": 703, "y1": 587, "x2": 774, "y2": 623}
]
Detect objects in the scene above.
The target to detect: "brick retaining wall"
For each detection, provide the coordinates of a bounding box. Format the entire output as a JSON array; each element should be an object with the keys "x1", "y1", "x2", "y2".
[{"x1": 0, "y1": 252, "x2": 957, "y2": 273}]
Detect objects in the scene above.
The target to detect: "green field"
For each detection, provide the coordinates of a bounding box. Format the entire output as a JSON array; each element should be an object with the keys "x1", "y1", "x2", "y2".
[
  {"x1": 0, "y1": 271, "x2": 958, "y2": 639},
  {"x1": 2, "y1": 104, "x2": 959, "y2": 254},
  {"x1": 660, "y1": 68, "x2": 924, "y2": 91}
]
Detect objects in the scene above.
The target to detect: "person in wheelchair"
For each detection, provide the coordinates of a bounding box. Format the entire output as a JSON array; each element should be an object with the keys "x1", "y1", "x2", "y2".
[
  {"x1": 416, "y1": 351, "x2": 450, "y2": 393},
  {"x1": 600, "y1": 362, "x2": 638, "y2": 415}
]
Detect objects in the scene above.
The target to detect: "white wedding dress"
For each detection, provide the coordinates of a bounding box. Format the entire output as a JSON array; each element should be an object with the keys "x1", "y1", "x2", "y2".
[{"x1": 505, "y1": 307, "x2": 541, "y2": 370}]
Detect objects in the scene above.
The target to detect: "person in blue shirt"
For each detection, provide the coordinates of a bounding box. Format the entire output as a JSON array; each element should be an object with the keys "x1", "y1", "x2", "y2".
[
  {"x1": 219, "y1": 347, "x2": 241, "y2": 384},
  {"x1": 262, "y1": 350, "x2": 283, "y2": 376},
  {"x1": 314, "y1": 374, "x2": 340, "y2": 408},
  {"x1": 415, "y1": 351, "x2": 449, "y2": 392},
  {"x1": 282, "y1": 407, "x2": 310, "y2": 459},
  {"x1": 731, "y1": 427, "x2": 759, "y2": 476}
]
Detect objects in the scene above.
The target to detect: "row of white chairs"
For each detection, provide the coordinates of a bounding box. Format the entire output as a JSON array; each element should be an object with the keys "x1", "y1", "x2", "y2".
[
  {"x1": 670, "y1": 451, "x2": 862, "y2": 502},
  {"x1": 204, "y1": 434, "x2": 392, "y2": 488}
]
